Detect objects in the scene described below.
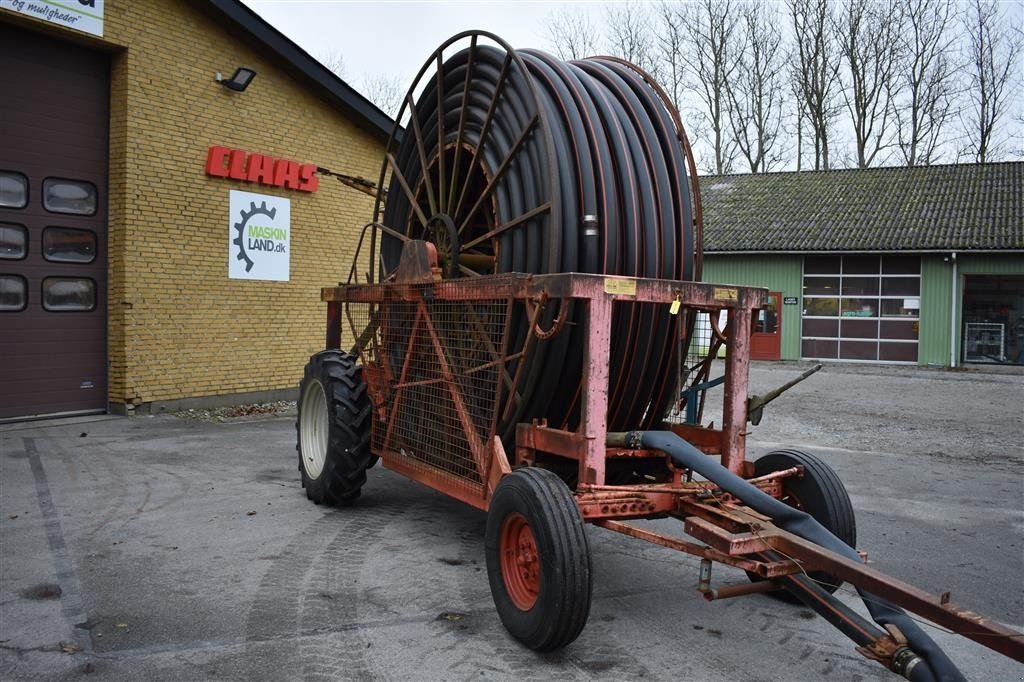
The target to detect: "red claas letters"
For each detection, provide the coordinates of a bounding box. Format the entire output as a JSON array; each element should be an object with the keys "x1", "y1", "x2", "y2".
[{"x1": 205, "y1": 146, "x2": 319, "y2": 193}]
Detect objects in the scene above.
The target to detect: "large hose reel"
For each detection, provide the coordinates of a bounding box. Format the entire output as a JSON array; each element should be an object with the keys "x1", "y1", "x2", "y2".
[{"x1": 369, "y1": 31, "x2": 703, "y2": 437}]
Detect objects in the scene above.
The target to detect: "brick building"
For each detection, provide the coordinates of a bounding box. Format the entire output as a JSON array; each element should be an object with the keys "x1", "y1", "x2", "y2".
[{"x1": 0, "y1": 0, "x2": 392, "y2": 419}]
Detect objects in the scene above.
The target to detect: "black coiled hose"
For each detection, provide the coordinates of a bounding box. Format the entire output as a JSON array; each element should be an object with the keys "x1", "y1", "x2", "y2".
[{"x1": 371, "y1": 32, "x2": 702, "y2": 439}]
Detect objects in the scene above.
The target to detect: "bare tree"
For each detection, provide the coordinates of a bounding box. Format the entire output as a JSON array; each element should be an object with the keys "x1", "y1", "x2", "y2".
[
  {"x1": 962, "y1": 0, "x2": 1023, "y2": 162},
  {"x1": 791, "y1": 80, "x2": 808, "y2": 171},
  {"x1": 360, "y1": 73, "x2": 404, "y2": 118},
  {"x1": 836, "y1": 0, "x2": 903, "y2": 167},
  {"x1": 788, "y1": 0, "x2": 843, "y2": 170},
  {"x1": 315, "y1": 48, "x2": 347, "y2": 79},
  {"x1": 726, "y1": 3, "x2": 786, "y2": 173},
  {"x1": 543, "y1": 7, "x2": 600, "y2": 60},
  {"x1": 655, "y1": 1, "x2": 686, "y2": 112},
  {"x1": 894, "y1": 0, "x2": 959, "y2": 166},
  {"x1": 674, "y1": 0, "x2": 740, "y2": 174},
  {"x1": 603, "y1": 4, "x2": 661, "y2": 78}
]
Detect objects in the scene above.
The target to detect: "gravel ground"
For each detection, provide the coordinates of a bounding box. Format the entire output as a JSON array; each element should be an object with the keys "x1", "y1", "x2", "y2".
[{"x1": 173, "y1": 401, "x2": 296, "y2": 423}]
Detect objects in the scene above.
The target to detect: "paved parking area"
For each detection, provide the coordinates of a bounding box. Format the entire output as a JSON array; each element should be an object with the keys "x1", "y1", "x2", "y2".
[{"x1": 1, "y1": 363, "x2": 1022, "y2": 680}]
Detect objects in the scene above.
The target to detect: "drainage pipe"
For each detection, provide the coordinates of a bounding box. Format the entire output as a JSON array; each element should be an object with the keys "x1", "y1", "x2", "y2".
[{"x1": 949, "y1": 251, "x2": 958, "y2": 368}]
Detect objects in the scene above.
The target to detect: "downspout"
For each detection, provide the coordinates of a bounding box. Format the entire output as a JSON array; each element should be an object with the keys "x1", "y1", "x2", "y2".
[{"x1": 949, "y1": 252, "x2": 958, "y2": 368}]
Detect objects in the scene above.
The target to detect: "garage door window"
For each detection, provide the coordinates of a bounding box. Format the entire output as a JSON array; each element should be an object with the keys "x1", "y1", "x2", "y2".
[
  {"x1": 802, "y1": 255, "x2": 920, "y2": 362},
  {"x1": 0, "y1": 275, "x2": 27, "y2": 311},
  {"x1": 43, "y1": 227, "x2": 97, "y2": 263},
  {"x1": 42, "y1": 178, "x2": 97, "y2": 215},
  {"x1": 42, "y1": 277, "x2": 95, "y2": 311},
  {"x1": 0, "y1": 223, "x2": 27, "y2": 260},
  {"x1": 0, "y1": 171, "x2": 28, "y2": 208}
]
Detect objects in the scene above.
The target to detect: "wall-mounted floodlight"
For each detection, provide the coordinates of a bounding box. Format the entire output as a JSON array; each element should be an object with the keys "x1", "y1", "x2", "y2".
[{"x1": 216, "y1": 67, "x2": 257, "y2": 92}]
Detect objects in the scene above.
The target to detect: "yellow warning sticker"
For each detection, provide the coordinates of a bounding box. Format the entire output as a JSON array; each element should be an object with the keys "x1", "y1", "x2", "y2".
[
  {"x1": 604, "y1": 277, "x2": 637, "y2": 296},
  {"x1": 713, "y1": 287, "x2": 738, "y2": 301}
]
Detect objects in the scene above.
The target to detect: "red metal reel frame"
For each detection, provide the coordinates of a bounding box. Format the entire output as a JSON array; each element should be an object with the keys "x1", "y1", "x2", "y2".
[{"x1": 322, "y1": 241, "x2": 768, "y2": 511}]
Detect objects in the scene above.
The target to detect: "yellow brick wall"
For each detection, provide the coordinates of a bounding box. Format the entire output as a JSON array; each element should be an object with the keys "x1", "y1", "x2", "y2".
[{"x1": 43, "y1": 0, "x2": 387, "y2": 408}]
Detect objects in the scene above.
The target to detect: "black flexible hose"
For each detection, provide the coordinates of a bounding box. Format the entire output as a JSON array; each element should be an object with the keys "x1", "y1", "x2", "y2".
[
  {"x1": 374, "y1": 34, "x2": 701, "y2": 440},
  {"x1": 629, "y1": 430, "x2": 965, "y2": 682}
]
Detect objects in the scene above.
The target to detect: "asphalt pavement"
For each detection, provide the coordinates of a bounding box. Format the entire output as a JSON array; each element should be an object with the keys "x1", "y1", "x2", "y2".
[{"x1": 1, "y1": 362, "x2": 1022, "y2": 681}]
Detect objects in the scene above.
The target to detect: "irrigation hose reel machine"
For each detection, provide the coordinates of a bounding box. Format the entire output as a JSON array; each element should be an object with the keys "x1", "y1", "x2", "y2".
[{"x1": 296, "y1": 31, "x2": 1023, "y2": 681}]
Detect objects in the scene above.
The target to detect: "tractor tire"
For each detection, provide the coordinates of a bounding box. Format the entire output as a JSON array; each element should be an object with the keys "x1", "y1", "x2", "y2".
[
  {"x1": 485, "y1": 467, "x2": 592, "y2": 652},
  {"x1": 750, "y1": 449, "x2": 857, "y2": 602},
  {"x1": 296, "y1": 351, "x2": 374, "y2": 506}
]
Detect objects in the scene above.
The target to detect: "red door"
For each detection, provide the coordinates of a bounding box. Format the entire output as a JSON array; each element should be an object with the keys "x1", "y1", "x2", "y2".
[{"x1": 751, "y1": 292, "x2": 782, "y2": 360}]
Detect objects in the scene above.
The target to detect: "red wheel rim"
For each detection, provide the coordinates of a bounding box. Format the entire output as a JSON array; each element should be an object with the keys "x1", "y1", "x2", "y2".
[{"x1": 499, "y1": 512, "x2": 540, "y2": 610}]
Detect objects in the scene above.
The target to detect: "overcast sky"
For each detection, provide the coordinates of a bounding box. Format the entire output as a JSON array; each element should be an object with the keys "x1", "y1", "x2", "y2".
[
  {"x1": 240, "y1": 1, "x2": 587, "y2": 90},
  {"x1": 240, "y1": 0, "x2": 1023, "y2": 170}
]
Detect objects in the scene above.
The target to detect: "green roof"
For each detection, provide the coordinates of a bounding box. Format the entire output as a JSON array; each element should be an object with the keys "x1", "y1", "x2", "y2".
[{"x1": 699, "y1": 162, "x2": 1024, "y2": 252}]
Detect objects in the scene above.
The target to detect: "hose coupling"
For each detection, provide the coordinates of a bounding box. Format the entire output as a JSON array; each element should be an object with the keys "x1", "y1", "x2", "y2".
[{"x1": 891, "y1": 647, "x2": 922, "y2": 679}]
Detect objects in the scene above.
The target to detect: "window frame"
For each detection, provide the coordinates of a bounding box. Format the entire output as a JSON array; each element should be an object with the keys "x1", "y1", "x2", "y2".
[
  {"x1": 0, "y1": 222, "x2": 28, "y2": 261},
  {"x1": 0, "y1": 170, "x2": 29, "y2": 210},
  {"x1": 41, "y1": 177, "x2": 99, "y2": 217},
  {"x1": 40, "y1": 276, "x2": 97, "y2": 312},
  {"x1": 0, "y1": 274, "x2": 28, "y2": 312},
  {"x1": 42, "y1": 225, "x2": 98, "y2": 264}
]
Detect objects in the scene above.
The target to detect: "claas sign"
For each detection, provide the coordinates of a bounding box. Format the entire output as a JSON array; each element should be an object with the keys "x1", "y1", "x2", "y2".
[{"x1": 205, "y1": 146, "x2": 319, "y2": 193}]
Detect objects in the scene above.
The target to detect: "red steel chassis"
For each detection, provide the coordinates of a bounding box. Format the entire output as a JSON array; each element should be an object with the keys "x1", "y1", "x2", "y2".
[{"x1": 321, "y1": 241, "x2": 1023, "y2": 671}]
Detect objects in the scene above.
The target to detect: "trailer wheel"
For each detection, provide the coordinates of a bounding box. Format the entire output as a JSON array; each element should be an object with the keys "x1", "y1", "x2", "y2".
[
  {"x1": 750, "y1": 449, "x2": 856, "y2": 601},
  {"x1": 485, "y1": 467, "x2": 592, "y2": 652},
  {"x1": 296, "y1": 351, "x2": 374, "y2": 506}
]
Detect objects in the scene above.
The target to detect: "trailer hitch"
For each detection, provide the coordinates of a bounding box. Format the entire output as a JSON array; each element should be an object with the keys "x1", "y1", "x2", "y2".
[{"x1": 747, "y1": 363, "x2": 822, "y2": 425}]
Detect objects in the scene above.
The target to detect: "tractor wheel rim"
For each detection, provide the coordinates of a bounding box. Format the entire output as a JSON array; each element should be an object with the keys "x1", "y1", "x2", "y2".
[
  {"x1": 499, "y1": 512, "x2": 540, "y2": 610},
  {"x1": 300, "y1": 379, "x2": 329, "y2": 479}
]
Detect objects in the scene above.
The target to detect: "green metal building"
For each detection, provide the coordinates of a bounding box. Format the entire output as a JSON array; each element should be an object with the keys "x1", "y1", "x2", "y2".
[{"x1": 700, "y1": 162, "x2": 1023, "y2": 368}]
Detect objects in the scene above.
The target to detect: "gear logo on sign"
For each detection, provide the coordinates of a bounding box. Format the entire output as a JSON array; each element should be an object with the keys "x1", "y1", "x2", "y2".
[
  {"x1": 227, "y1": 190, "x2": 290, "y2": 281},
  {"x1": 233, "y1": 201, "x2": 276, "y2": 272}
]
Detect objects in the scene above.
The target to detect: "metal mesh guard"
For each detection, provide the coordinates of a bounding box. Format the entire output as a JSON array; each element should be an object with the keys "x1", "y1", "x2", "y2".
[{"x1": 344, "y1": 283, "x2": 514, "y2": 487}]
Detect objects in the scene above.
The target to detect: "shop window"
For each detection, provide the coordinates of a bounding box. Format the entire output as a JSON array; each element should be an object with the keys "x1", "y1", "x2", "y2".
[
  {"x1": 840, "y1": 318, "x2": 878, "y2": 339},
  {"x1": 804, "y1": 256, "x2": 841, "y2": 274},
  {"x1": 803, "y1": 277, "x2": 839, "y2": 295},
  {"x1": 880, "y1": 342, "x2": 918, "y2": 362},
  {"x1": 801, "y1": 338, "x2": 837, "y2": 359},
  {"x1": 801, "y1": 254, "x2": 920, "y2": 363},
  {"x1": 43, "y1": 227, "x2": 96, "y2": 263},
  {"x1": 962, "y1": 275, "x2": 1024, "y2": 365},
  {"x1": 0, "y1": 171, "x2": 28, "y2": 209},
  {"x1": 0, "y1": 275, "x2": 27, "y2": 311},
  {"x1": 42, "y1": 277, "x2": 95, "y2": 311},
  {"x1": 841, "y1": 276, "x2": 879, "y2": 296},
  {"x1": 0, "y1": 223, "x2": 27, "y2": 260},
  {"x1": 804, "y1": 297, "x2": 838, "y2": 316},
  {"x1": 840, "y1": 339, "x2": 878, "y2": 361},
  {"x1": 881, "y1": 278, "x2": 920, "y2": 296},
  {"x1": 841, "y1": 298, "x2": 879, "y2": 317},
  {"x1": 881, "y1": 320, "x2": 919, "y2": 340},
  {"x1": 842, "y1": 255, "x2": 881, "y2": 274},
  {"x1": 42, "y1": 178, "x2": 97, "y2": 215},
  {"x1": 882, "y1": 255, "x2": 921, "y2": 274},
  {"x1": 881, "y1": 299, "x2": 919, "y2": 317},
  {"x1": 802, "y1": 318, "x2": 838, "y2": 337}
]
